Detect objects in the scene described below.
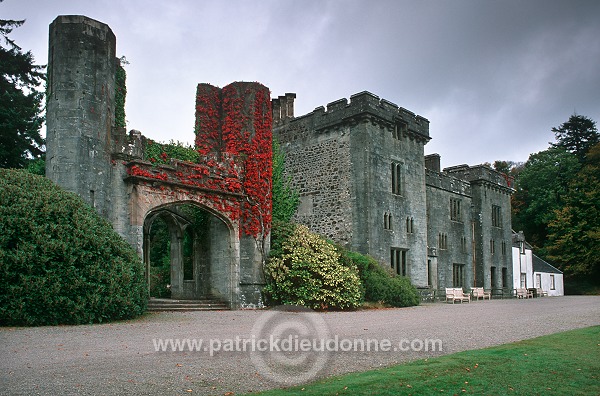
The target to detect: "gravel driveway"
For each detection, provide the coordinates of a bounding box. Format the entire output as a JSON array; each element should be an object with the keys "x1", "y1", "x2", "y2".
[{"x1": 1, "y1": 296, "x2": 599, "y2": 395}]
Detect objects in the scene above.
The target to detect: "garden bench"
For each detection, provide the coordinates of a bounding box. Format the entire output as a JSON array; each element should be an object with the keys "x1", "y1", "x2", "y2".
[
  {"x1": 445, "y1": 287, "x2": 470, "y2": 303},
  {"x1": 471, "y1": 287, "x2": 491, "y2": 300},
  {"x1": 515, "y1": 288, "x2": 533, "y2": 299}
]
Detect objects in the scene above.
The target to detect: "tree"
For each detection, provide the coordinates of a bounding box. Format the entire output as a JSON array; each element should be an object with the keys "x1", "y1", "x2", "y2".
[
  {"x1": 0, "y1": 12, "x2": 45, "y2": 169},
  {"x1": 551, "y1": 114, "x2": 599, "y2": 162},
  {"x1": 547, "y1": 142, "x2": 600, "y2": 281},
  {"x1": 511, "y1": 147, "x2": 580, "y2": 253}
]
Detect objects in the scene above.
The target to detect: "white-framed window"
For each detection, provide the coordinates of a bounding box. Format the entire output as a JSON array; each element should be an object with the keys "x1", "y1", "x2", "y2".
[
  {"x1": 535, "y1": 274, "x2": 541, "y2": 288},
  {"x1": 520, "y1": 273, "x2": 526, "y2": 288},
  {"x1": 550, "y1": 275, "x2": 555, "y2": 290}
]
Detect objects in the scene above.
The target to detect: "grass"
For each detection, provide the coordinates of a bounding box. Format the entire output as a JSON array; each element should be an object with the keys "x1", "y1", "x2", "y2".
[{"x1": 250, "y1": 326, "x2": 600, "y2": 396}]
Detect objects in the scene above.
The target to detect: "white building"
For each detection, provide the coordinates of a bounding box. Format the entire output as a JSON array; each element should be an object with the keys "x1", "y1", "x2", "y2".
[{"x1": 512, "y1": 231, "x2": 564, "y2": 296}]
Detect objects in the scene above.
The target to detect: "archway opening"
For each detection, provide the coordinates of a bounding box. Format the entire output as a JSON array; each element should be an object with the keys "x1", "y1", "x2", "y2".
[
  {"x1": 143, "y1": 202, "x2": 233, "y2": 302},
  {"x1": 148, "y1": 215, "x2": 171, "y2": 298}
]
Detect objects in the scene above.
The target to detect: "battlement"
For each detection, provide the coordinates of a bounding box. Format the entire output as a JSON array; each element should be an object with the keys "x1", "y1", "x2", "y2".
[
  {"x1": 444, "y1": 164, "x2": 514, "y2": 192},
  {"x1": 425, "y1": 168, "x2": 472, "y2": 197},
  {"x1": 274, "y1": 91, "x2": 430, "y2": 140}
]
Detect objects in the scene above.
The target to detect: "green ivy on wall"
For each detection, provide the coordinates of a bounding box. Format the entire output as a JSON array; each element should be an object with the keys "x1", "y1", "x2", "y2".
[
  {"x1": 114, "y1": 57, "x2": 127, "y2": 128},
  {"x1": 143, "y1": 140, "x2": 201, "y2": 165}
]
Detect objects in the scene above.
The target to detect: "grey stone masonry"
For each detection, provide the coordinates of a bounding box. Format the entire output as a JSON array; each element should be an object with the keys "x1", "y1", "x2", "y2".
[
  {"x1": 275, "y1": 92, "x2": 514, "y2": 291},
  {"x1": 46, "y1": 16, "x2": 117, "y2": 219},
  {"x1": 274, "y1": 92, "x2": 431, "y2": 287}
]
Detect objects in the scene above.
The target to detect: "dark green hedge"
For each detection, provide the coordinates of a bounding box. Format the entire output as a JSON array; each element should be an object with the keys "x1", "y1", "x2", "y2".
[
  {"x1": 0, "y1": 169, "x2": 147, "y2": 326},
  {"x1": 339, "y1": 249, "x2": 420, "y2": 307}
]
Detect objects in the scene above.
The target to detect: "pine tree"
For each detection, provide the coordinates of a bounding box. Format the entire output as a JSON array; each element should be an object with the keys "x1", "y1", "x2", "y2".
[
  {"x1": 0, "y1": 13, "x2": 45, "y2": 169},
  {"x1": 551, "y1": 114, "x2": 599, "y2": 162}
]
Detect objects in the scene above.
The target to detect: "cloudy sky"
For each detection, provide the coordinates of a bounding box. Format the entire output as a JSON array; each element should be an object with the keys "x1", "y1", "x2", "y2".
[{"x1": 3, "y1": 0, "x2": 599, "y2": 167}]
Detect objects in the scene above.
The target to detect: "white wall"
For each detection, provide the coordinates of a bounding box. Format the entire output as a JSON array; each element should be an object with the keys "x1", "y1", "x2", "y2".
[
  {"x1": 512, "y1": 245, "x2": 533, "y2": 290},
  {"x1": 535, "y1": 271, "x2": 564, "y2": 296}
]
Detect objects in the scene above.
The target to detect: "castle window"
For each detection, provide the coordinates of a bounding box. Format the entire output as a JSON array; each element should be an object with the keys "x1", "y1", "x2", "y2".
[
  {"x1": 450, "y1": 198, "x2": 461, "y2": 222},
  {"x1": 393, "y1": 122, "x2": 407, "y2": 140},
  {"x1": 384, "y1": 212, "x2": 392, "y2": 230},
  {"x1": 406, "y1": 217, "x2": 414, "y2": 234},
  {"x1": 490, "y1": 239, "x2": 495, "y2": 255},
  {"x1": 391, "y1": 162, "x2": 403, "y2": 195},
  {"x1": 502, "y1": 241, "x2": 507, "y2": 255},
  {"x1": 438, "y1": 233, "x2": 448, "y2": 250},
  {"x1": 461, "y1": 236, "x2": 468, "y2": 253},
  {"x1": 391, "y1": 248, "x2": 408, "y2": 276},
  {"x1": 502, "y1": 267, "x2": 508, "y2": 288},
  {"x1": 452, "y1": 264, "x2": 464, "y2": 288},
  {"x1": 492, "y1": 205, "x2": 502, "y2": 227}
]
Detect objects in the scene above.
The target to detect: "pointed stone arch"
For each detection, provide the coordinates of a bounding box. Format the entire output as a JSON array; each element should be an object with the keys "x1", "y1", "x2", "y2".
[{"x1": 142, "y1": 200, "x2": 239, "y2": 305}]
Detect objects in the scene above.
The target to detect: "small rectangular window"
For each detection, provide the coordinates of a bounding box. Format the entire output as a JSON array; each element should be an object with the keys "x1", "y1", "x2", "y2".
[
  {"x1": 384, "y1": 212, "x2": 392, "y2": 230},
  {"x1": 492, "y1": 205, "x2": 502, "y2": 227},
  {"x1": 550, "y1": 275, "x2": 555, "y2": 290},
  {"x1": 450, "y1": 198, "x2": 461, "y2": 222},
  {"x1": 391, "y1": 248, "x2": 408, "y2": 276},
  {"x1": 453, "y1": 264, "x2": 464, "y2": 288},
  {"x1": 391, "y1": 162, "x2": 402, "y2": 195}
]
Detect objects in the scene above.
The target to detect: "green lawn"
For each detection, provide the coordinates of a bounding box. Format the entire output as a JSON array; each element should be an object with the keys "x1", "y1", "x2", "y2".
[{"x1": 251, "y1": 326, "x2": 600, "y2": 396}]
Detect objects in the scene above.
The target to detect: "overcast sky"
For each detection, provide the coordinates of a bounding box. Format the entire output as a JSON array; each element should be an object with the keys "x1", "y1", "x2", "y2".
[{"x1": 3, "y1": 0, "x2": 599, "y2": 167}]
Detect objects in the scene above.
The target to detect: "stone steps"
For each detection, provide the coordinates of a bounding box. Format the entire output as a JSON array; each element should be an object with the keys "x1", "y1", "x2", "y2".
[{"x1": 147, "y1": 298, "x2": 229, "y2": 312}]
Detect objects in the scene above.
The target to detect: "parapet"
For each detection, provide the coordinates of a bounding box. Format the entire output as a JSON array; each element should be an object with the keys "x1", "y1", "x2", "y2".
[
  {"x1": 274, "y1": 91, "x2": 430, "y2": 141},
  {"x1": 444, "y1": 164, "x2": 514, "y2": 192}
]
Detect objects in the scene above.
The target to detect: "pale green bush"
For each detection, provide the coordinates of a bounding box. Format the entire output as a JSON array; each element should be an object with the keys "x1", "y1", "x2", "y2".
[{"x1": 264, "y1": 224, "x2": 363, "y2": 309}]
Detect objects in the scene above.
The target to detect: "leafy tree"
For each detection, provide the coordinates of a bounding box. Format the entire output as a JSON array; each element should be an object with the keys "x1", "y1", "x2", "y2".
[
  {"x1": 547, "y1": 142, "x2": 600, "y2": 281},
  {"x1": 493, "y1": 160, "x2": 523, "y2": 178},
  {"x1": 512, "y1": 147, "x2": 580, "y2": 253},
  {"x1": 551, "y1": 114, "x2": 599, "y2": 162},
  {"x1": 0, "y1": 13, "x2": 45, "y2": 169},
  {"x1": 271, "y1": 138, "x2": 299, "y2": 224}
]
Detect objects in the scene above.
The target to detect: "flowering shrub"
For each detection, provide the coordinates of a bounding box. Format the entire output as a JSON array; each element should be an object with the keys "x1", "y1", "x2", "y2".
[
  {"x1": 264, "y1": 224, "x2": 363, "y2": 310},
  {"x1": 0, "y1": 169, "x2": 147, "y2": 325}
]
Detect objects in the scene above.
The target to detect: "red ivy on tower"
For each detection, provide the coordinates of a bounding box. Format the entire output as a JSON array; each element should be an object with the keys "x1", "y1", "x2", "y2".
[{"x1": 194, "y1": 82, "x2": 273, "y2": 239}]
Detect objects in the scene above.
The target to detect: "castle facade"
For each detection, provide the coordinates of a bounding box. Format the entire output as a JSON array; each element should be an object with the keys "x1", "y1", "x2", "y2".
[{"x1": 272, "y1": 92, "x2": 514, "y2": 291}]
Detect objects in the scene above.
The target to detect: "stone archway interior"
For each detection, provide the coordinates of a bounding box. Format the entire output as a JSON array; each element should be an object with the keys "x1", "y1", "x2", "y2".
[{"x1": 144, "y1": 203, "x2": 233, "y2": 302}]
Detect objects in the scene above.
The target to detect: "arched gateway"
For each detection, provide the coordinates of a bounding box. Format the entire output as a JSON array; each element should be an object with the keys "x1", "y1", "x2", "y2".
[{"x1": 45, "y1": 15, "x2": 270, "y2": 308}]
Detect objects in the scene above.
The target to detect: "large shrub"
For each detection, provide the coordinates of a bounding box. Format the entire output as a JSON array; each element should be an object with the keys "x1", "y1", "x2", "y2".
[
  {"x1": 0, "y1": 169, "x2": 147, "y2": 325},
  {"x1": 339, "y1": 249, "x2": 419, "y2": 307},
  {"x1": 264, "y1": 224, "x2": 363, "y2": 310}
]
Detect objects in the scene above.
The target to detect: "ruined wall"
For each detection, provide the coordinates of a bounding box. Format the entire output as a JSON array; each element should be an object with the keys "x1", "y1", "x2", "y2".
[{"x1": 46, "y1": 15, "x2": 117, "y2": 219}]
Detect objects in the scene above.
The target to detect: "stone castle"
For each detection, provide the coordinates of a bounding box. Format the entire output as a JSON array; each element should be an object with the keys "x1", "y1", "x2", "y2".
[
  {"x1": 45, "y1": 15, "x2": 514, "y2": 308},
  {"x1": 272, "y1": 94, "x2": 514, "y2": 291}
]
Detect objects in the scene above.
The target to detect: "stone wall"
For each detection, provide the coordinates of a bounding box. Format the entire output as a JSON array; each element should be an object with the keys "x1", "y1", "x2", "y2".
[
  {"x1": 445, "y1": 165, "x2": 514, "y2": 289},
  {"x1": 46, "y1": 15, "x2": 117, "y2": 219},
  {"x1": 425, "y1": 166, "x2": 473, "y2": 289},
  {"x1": 274, "y1": 91, "x2": 431, "y2": 287}
]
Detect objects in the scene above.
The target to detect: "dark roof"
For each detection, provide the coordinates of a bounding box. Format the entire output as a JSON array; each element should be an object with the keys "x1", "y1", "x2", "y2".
[{"x1": 532, "y1": 254, "x2": 563, "y2": 274}]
